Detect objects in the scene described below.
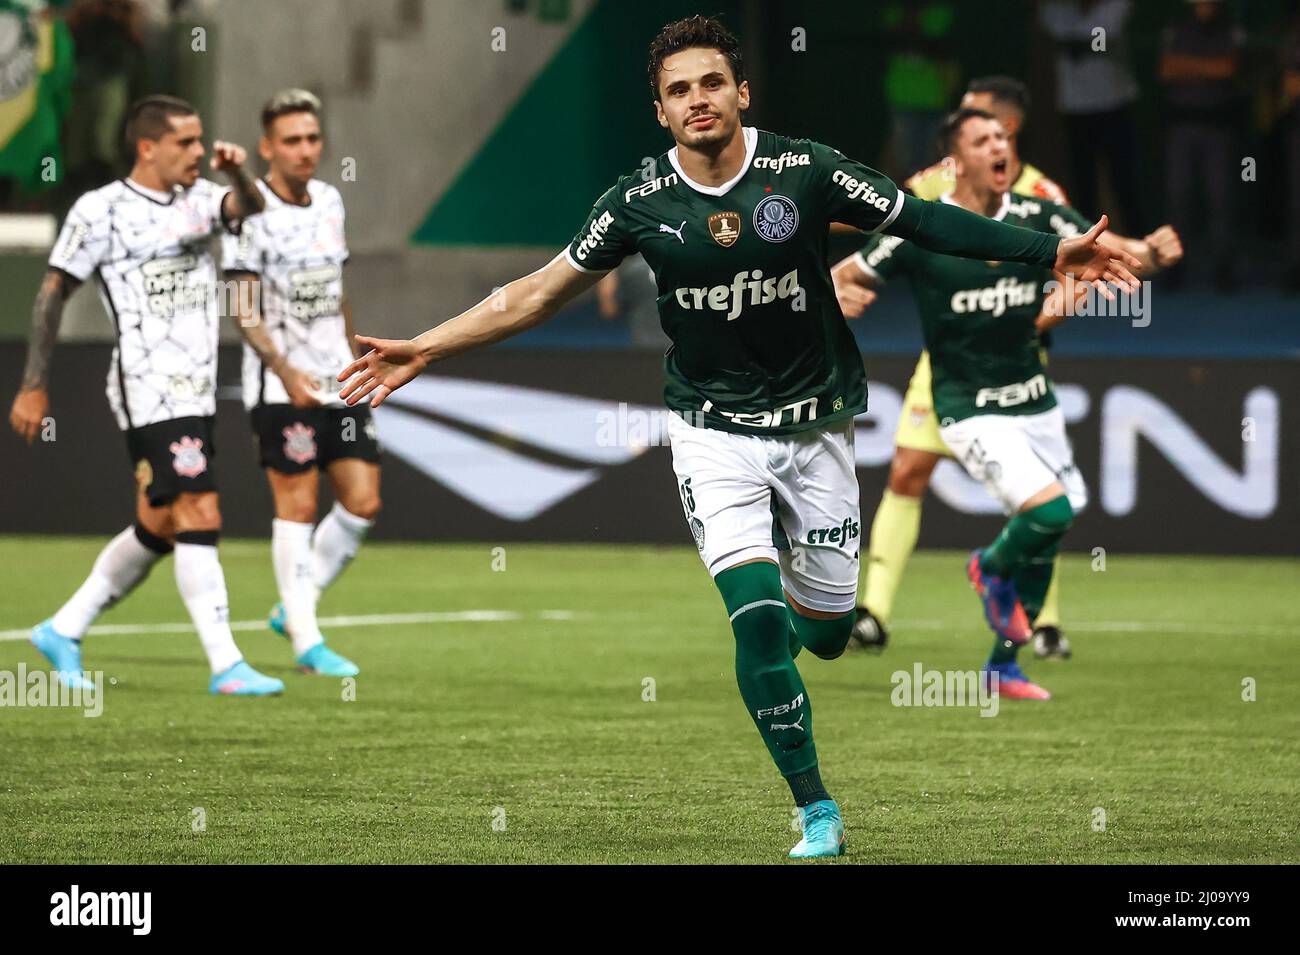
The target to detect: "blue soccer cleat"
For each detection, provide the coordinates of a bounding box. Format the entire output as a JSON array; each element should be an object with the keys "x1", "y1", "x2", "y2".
[
  {"x1": 983, "y1": 661, "x2": 1051, "y2": 700},
  {"x1": 966, "y1": 550, "x2": 1032, "y2": 644},
  {"x1": 296, "y1": 643, "x2": 359, "y2": 677},
  {"x1": 268, "y1": 603, "x2": 288, "y2": 639},
  {"x1": 209, "y1": 660, "x2": 285, "y2": 696},
  {"x1": 30, "y1": 620, "x2": 94, "y2": 690},
  {"x1": 790, "y1": 798, "x2": 847, "y2": 859}
]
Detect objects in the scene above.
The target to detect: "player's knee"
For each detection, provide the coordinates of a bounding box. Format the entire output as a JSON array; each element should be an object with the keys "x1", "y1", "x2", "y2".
[
  {"x1": 275, "y1": 487, "x2": 318, "y2": 523},
  {"x1": 172, "y1": 492, "x2": 221, "y2": 532},
  {"x1": 731, "y1": 605, "x2": 794, "y2": 668},
  {"x1": 1031, "y1": 494, "x2": 1074, "y2": 535},
  {"x1": 341, "y1": 495, "x2": 381, "y2": 521},
  {"x1": 888, "y1": 450, "x2": 938, "y2": 497},
  {"x1": 790, "y1": 610, "x2": 854, "y2": 660}
]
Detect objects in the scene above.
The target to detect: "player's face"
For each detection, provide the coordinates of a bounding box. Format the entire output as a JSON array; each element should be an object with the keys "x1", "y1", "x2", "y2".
[
  {"x1": 144, "y1": 114, "x2": 206, "y2": 189},
  {"x1": 654, "y1": 48, "x2": 749, "y2": 150},
  {"x1": 261, "y1": 111, "x2": 323, "y2": 184},
  {"x1": 954, "y1": 117, "x2": 1011, "y2": 194},
  {"x1": 960, "y1": 91, "x2": 1021, "y2": 139}
]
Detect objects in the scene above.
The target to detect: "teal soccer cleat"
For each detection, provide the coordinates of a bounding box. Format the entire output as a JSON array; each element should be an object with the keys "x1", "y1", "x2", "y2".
[
  {"x1": 209, "y1": 661, "x2": 285, "y2": 696},
  {"x1": 30, "y1": 620, "x2": 93, "y2": 690},
  {"x1": 268, "y1": 603, "x2": 288, "y2": 639},
  {"x1": 296, "y1": 643, "x2": 359, "y2": 677},
  {"x1": 789, "y1": 799, "x2": 846, "y2": 859}
]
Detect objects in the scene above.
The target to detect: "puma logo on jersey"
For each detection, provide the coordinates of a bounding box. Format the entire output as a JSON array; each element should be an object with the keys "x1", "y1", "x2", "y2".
[
  {"x1": 659, "y1": 221, "x2": 686, "y2": 244},
  {"x1": 950, "y1": 277, "x2": 1038, "y2": 318},
  {"x1": 673, "y1": 267, "x2": 801, "y2": 321},
  {"x1": 770, "y1": 713, "x2": 806, "y2": 732}
]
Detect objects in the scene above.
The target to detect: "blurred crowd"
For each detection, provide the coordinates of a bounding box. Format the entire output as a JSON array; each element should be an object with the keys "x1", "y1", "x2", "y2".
[
  {"x1": 3, "y1": 0, "x2": 1299, "y2": 298},
  {"x1": 881, "y1": 0, "x2": 1300, "y2": 292}
]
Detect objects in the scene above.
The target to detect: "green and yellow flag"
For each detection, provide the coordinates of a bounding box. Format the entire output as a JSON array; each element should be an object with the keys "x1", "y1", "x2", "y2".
[{"x1": 0, "y1": 0, "x2": 74, "y2": 194}]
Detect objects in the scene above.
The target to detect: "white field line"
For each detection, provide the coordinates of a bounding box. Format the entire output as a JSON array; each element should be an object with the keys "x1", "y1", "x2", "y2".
[
  {"x1": 2, "y1": 610, "x2": 1287, "y2": 642},
  {"x1": 0, "y1": 609, "x2": 582, "y2": 642}
]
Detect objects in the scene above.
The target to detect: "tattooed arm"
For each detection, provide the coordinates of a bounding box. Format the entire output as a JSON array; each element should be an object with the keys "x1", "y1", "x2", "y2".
[
  {"x1": 211, "y1": 140, "x2": 266, "y2": 224},
  {"x1": 9, "y1": 269, "x2": 79, "y2": 445},
  {"x1": 226, "y1": 271, "x2": 320, "y2": 408}
]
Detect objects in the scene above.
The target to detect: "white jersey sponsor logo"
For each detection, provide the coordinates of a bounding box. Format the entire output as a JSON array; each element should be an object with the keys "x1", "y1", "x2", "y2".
[
  {"x1": 624, "y1": 173, "x2": 678, "y2": 203},
  {"x1": 752, "y1": 151, "x2": 811, "y2": 174},
  {"x1": 50, "y1": 178, "x2": 230, "y2": 430},
  {"x1": 574, "y1": 209, "x2": 615, "y2": 262},
  {"x1": 221, "y1": 179, "x2": 351, "y2": 409},
  {"x1": 950, "y1": 277, "x2": 1039, "y2": 318},
  {"x1": 975, "y1": 373, "x2": 1049, "y2": 408},
  {"x1": 673, "y1": 267, "x2": 801, "y2": 321},
  {"x1": 701, "y1": 394, "x2": 819, "y2": 429},
  {"x1": 831, "y1": 168, "x2": 892, "y2": 211}
]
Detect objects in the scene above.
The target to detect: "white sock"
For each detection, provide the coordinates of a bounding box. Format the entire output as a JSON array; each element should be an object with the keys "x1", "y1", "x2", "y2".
[
  {"x1": 174, "y1": 540, "x2": 242, "y2": 674},
  {"x1": 311, "y1": 501, "x2": 373, "y2": 593},
  {"x1": 52, "y1": 526, "x2": 167, "y2": 638},
  {"x1": 273, "y1": 518, "x2": 324, "y2": 656}
]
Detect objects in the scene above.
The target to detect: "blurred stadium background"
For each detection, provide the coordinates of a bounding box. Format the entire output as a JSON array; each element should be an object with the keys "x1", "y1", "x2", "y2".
[{"x1": 1, "y1": 0, "x2": 1296, "y2": 548}]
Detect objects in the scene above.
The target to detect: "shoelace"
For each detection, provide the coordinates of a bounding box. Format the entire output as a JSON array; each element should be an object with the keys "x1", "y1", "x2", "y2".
[{"x1": 801, "y1": 805, "x2": 837, "y2": 840}]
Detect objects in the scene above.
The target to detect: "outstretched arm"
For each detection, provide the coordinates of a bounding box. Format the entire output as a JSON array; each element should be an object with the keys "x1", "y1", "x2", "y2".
[
  {"x1": 890, "y1": 198, "x2": 1142, "y2": 297},
  {"x1": 339, "y1": 252, "x2": 605, "y2": 407},
  {"x1": 9, "y1": 269, "x2": 79, "y2": 445}
]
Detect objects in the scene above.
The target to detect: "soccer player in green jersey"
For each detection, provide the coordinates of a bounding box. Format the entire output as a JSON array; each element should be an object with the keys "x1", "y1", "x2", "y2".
[
  {"x1": 833, "y1": 107, "x2": 1128, "y2": 700},
  {"x1": 338, "y1": 17, "x2": 1139, "y2": 858}
]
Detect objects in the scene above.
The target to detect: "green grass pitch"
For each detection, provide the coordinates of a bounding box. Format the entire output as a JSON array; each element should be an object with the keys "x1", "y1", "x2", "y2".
[{"x1": 1, "y1": 536, "x2": 1296, "y2": 864}]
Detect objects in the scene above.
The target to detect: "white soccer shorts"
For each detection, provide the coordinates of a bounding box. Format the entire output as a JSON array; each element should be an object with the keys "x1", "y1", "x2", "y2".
[
  {"x1": 939, "y1": 405, "x2": 1088, "y2": 515},
  {"x1": 666, "y1": 412, "x2": 860, "y2": 614}
]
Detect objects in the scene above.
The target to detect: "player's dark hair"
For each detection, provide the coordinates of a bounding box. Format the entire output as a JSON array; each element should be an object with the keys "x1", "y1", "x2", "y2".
[
  {"x1": 966, "y1": 76, "x2": 1031, "y2": 117},
  {"x1": 123, "y1": 95, "x2": 197, "y2": 157},
  {"x1": 261, "y1": 88, "x2": 323, "y2": 133},
  {"x1": 938, "y1": 107, "x2": 997, "y2": 156},
  {"x1": 647, "y1": 15, "x2": 745, "y2": 101}
]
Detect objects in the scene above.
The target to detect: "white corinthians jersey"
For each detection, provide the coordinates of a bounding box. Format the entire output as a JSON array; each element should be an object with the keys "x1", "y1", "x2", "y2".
[
  {"x1": 49, "y1": 178, "x2": 231, "y2": 430},
  {"x1": 223, "y1": 179, "x2": 350, "y2": 409}
]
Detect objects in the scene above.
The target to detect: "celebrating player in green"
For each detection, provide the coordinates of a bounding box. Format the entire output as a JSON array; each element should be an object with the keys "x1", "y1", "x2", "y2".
[
  {"x1": 833, "y1": 107, "x2": 1112, "y2": 701},
  {"x1": 339, "y1": 17, "x2": 1140, "y2": 858}
]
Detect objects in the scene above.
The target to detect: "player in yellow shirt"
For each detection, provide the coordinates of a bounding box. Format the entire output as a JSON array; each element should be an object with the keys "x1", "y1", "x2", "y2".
[{"x1": 842, "y1": 76, "x2": 1183, "y2": 660}]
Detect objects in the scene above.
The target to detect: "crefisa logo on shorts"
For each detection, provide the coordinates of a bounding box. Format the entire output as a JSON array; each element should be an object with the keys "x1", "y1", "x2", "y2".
[{"x1": 753, "y1": 194, "x2": 799, "y2": 242}]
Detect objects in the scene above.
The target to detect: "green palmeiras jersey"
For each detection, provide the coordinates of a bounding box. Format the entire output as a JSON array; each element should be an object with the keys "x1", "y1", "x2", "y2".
[
  {"x1": 564, "y1": 127, "x2": 904, "y2": 436},
  {"x1": 854, "y1": 192, "x2": 1092, "y2": 423}
]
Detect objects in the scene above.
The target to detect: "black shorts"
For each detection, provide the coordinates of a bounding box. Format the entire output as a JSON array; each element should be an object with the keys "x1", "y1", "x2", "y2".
[
  {"x1": 125, "y1": 415, "x2": 218, "y2": 507},
  {"x1": 250, "y1": 403, "x2": 382, "y2": 474}
]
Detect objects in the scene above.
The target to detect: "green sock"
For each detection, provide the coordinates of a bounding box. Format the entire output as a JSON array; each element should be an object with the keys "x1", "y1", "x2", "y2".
[
  {"x1": 982, "y1": 497, "x2": 1073, "y2": 665},
  {"x1": 1013, "y1": 542, "x2": 1058, "y2": 622},
  {"x1": 980, "y1": 495, "x2": 1074, "y2": 578},
  {"x1": 785, "y1": 598, "x2": 854, "y2": 660},
  {"x1": 715, "y1": 562, "x2": 823, "y2": 792}
]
